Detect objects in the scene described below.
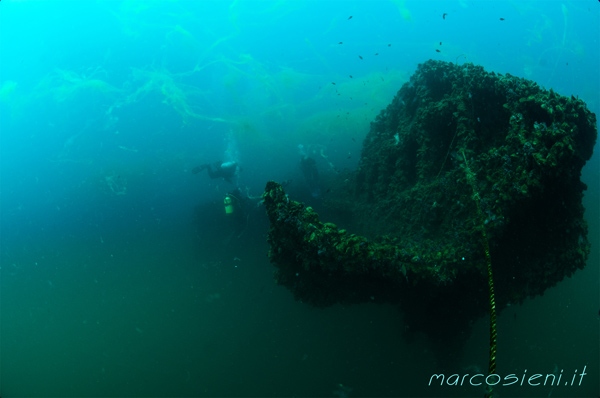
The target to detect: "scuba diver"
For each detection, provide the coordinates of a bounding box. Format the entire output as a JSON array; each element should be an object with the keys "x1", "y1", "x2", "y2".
[
  {"x1": 193, "y1": 161, "x2": 239, "y2": 184},
  {"x1": 223, "y1": 187, "x2": 262, "y2": 240},
  {"x1": 299, "y1": 155, "x2": 321, "y2": 198},
  {"x1": 193, "y1": 185, "x2": 261, "y2": 255}
]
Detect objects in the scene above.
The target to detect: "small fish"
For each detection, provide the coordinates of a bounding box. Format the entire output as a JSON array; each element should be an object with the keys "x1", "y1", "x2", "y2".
[
  {"x1": 388, "y1": 43, "x2": 391, "y2": 47},
  {"x1": 374, "y1": 53, "x2": 379, "y2": 55},
  {"x1": 439, "y1": 41, "x2": 442, "y2": 45},
  {"x1": 435, "y1": 49, "x2": 441, "y2": 53},
  {"x1": 443, "y1": 13, "x2": 448, "y2": 19},
  {"x1": 332, "y1": 82, "x2": 336, "y2": 85},
  {"x1": 500, "y1": 17, "x2": 505, "y2": 21},
  {"x1": 338, "y1": 41, "x2": 343, "y2": 44},
  {"x1": 348, "y1": 16, "x2": 353, "y2": 20},
  {"x1": 358, "y1": 55, "x2": 363, "y2": 60},
  {"x1": 349, "y1": 75, "x2": 353, "y2": 78}
]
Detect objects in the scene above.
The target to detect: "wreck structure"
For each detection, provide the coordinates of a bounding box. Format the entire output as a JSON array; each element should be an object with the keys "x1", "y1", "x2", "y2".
[{"x1": 262, "y1": 60, "x2": 597, "y2": 351}]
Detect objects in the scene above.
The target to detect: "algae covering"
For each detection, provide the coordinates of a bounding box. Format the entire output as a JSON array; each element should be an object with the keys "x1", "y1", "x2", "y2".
[{"x1": 262, "y1": 60, "x2": 597, "y2": 348}]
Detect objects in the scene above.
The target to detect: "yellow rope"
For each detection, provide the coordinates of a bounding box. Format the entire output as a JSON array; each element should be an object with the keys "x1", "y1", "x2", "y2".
[{"x1": 462, "y1": 151, "x2": 497, "y2": 397}]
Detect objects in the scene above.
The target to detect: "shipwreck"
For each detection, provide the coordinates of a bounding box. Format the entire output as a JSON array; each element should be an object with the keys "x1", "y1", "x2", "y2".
[{"x1": 262, "y1": 60, "x2": 597, "y2": 357}]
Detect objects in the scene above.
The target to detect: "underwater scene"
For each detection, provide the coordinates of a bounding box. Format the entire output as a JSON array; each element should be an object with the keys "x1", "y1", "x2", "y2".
[{"x1": 0, "y1": 1, "x2": 598, "y2": 397}]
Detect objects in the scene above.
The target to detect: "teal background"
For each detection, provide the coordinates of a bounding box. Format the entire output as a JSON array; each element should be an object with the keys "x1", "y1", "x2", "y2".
[{"x1": 1, "y1": 1, "x2": 598, "y2": 397}]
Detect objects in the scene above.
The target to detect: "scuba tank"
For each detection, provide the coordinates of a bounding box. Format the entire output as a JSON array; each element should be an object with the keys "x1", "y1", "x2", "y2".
[{"x1": 224, "y1": 194, "x2": 235, "y2": 214}]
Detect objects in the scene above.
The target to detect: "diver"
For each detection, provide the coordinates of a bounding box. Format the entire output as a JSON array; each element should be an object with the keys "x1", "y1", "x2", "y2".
[
  {"x1": 223, "y1": 187, "x2": 262, "y2": 239},
  {"x1": 193, "y1": 161, "x2": 239, "y2": 184},
  {"x1": 299, "y1": 155, "x2": 321, "y2": 198}
]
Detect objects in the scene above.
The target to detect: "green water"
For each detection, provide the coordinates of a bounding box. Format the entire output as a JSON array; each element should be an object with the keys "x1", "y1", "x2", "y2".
[{"x1": 1, "y1": 204, "x2": 598, "y2": 397}]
